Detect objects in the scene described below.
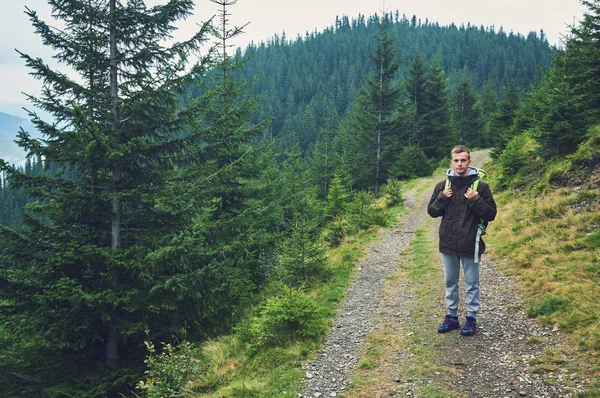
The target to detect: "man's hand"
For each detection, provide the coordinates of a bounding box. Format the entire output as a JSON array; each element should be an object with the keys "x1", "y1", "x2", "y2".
[
  {"x1": 465, "y1": 188, "x2": 479, "y2": 199},
  {"x1": 443, "y1": 187, "x2": 453, "y2": 198}
]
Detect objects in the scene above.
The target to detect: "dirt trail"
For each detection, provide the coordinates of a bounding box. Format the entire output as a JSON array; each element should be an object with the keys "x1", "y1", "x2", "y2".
[{"x1": 301, "y1": 151, "x2": 582, "y2": 397}]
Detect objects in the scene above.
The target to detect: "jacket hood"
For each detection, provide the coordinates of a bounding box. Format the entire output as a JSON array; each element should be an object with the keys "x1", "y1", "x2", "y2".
[{"x1": 446, "y1": 166, "x2": 479, "y2": 177}]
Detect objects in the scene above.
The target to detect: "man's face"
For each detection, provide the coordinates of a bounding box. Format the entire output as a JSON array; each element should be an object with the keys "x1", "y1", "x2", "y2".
[{"x1": 451, "y1": 151, "x2": 471, "y2": 176}]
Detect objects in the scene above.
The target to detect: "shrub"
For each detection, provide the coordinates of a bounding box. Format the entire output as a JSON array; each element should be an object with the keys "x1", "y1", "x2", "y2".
[
  {"x1": 570, "y1": 124, "x2": 600, "y2": 167},
  {"x1": 137, "y1": 340, "x2": 204, "y2": 398},
  {"x1": 346, "y1": 190, "x2": 387, "y2": 231},
  {"x1": 544, "y1": 160, "x2": 571, "y2": 185},
  {"x1": 276, "y1": 219, "x2": 329, "y2": 286},
  {"x1": 236, "y1": 289, "x2": 323, "y2": 352},
  {"x1": 381, "y1": 178, "x2": 404, "y2": 207},
  {"x1": 497, "y1": 130, "x2": 540, "y2": 187},
  {"x1": 323, "y1": 216, "x2": 347, "y2": 247},
  {"x1": 389, "y1": 144, "x2": 434, "y2": 180}
]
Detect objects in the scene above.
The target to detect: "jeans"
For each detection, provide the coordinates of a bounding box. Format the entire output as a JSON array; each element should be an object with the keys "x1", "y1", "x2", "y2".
[{"x1": 441, "y1": 253, "x2": 480, "y2": 318}]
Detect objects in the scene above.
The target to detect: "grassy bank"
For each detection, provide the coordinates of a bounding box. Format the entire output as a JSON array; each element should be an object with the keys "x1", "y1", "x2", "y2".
[{"x1": 487, "y1": 179, "x2": 600, "y2": 394}]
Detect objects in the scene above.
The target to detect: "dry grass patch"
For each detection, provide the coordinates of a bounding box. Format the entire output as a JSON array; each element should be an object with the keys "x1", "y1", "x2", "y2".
[
  {"x1": 187, "y1": 337, "x2": 245, "y2": 395},
  {"x1": 346, "y1": 330, "x2": 407, "y2": 397}
]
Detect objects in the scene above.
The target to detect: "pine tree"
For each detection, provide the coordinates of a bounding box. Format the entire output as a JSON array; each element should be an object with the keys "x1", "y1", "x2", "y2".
[
  {"x1": 418, "y1": 60, "x2": 454, "y2": 158},
  {"x1": 324, "y1": 172, "x2": 350, "y2": 221},
  {"x1": 144, "y1": 0, "x2": 281, "y2": 334},
  {"x1": 452, "y1": 78, "x2": 484, "y2": 147},
  {"x1": 145, "y1": 0, "x2": 283, "y2": 348},
  {"x1": 276, "y1": 145, "x2": 322, "y2": 226},
  {"x1": 512, "y1": 0, "x2": 599, "y2": 157},
  {"x1": 404, "y1": 51, "x2": 427, "y2": 128},
  {"x1": 478, "y1": 77, "x2": 499, "y2": 147},
  {"x1": 0, "y1": 0, "x2": 213, "y2": 394},
  {"x1": 335, "y1": 14, "x2": 401, "y2": 194},
  {"x1": 570, "y1": 0, "x2": 600, "y2": 125},
  {"x1": 306, "y1": 106, "x2": 335, "y2": 199},
  {"x1": 276, "y1": 217, "x2": 327, "y2": 286},
  {"x1": 489, "y1": 80, "x2": 521, "y2": 158}
]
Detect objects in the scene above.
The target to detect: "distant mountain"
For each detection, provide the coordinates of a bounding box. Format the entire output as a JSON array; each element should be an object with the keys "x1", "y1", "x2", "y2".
[{"x1": 0, "y1": 111, "x2": 38, "y2": 166}]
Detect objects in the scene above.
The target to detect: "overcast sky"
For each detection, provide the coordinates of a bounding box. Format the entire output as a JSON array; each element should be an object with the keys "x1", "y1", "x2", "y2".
[{"x1": 0, "y1": 0, "x2": 587, "y2": 117}]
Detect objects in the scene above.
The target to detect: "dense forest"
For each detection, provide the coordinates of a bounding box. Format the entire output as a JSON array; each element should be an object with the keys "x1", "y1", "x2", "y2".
[
  {"x1": 0, "y1": 0, "x2": 598, "y2": 396},
  {"x1": 233, "y1": 13, "x2": 554, "y2": 155}
]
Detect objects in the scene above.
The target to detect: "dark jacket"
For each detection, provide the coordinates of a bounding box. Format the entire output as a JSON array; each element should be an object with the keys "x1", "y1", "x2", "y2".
[{"x1": 427, "y1": 166, "x2": 497, "y2": 256}]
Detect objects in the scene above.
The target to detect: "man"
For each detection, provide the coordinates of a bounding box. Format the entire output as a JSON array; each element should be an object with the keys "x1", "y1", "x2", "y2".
[{"x1": 427, "y1": 145, "x2": 497, "y2": 336}]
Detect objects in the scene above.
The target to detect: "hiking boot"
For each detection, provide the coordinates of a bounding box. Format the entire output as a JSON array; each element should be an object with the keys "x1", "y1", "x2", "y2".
[
  {"x1": 437, "y1": 315, "x2": 460, "y2": 333},
  {"x1": 461, "y1": 316, "x2": 477, "y2": 336}
]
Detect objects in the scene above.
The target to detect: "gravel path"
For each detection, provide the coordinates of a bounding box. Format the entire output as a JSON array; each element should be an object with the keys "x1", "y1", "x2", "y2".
[
  {"x1": 301, "y1": 152, "x2": 583, "y2": 398},
  {"x1": 301, "y1": 210, "x2": 425, "y2": 397}
]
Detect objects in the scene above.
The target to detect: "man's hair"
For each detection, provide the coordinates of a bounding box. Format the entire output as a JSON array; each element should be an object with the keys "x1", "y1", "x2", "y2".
[{"x1": 451, "y1": 145, "x2": 471, "y2": 159}]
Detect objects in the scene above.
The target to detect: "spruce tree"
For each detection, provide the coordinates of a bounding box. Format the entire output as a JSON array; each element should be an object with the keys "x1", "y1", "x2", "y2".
[
  {"x1": 404, "y1": 51, "x2": 427, "y2": 129},
  {"x1": 418, "y1": 60, "x2": 454, "y2": 158},
  {"x1": 335, "y1": 14, "x2": 401, "y2": 194},
  {"x1": 570, "y1": 0, "x2": 600, "y2": 125},
  {"x1": 513, "y1": 0, "x2": 599, "y2": 157},
  {"x1": 145, "y1": 0, "x2": 280, "y2": 343},
  {"x1": 306, "y1": 107, "x2": 335, "y2": 199},
  {"x1": 489, "y1": 81, "x2": 521, "y2": 158},
  {"x1": 452, "y1": 78, "x2": 484, "y2": 147},
  {"x1": 0, "y1": 0, "x2": 213, "y2": 394},
  {"x1": 478, "y1": 77, "x2": 499, "y2": 147}
]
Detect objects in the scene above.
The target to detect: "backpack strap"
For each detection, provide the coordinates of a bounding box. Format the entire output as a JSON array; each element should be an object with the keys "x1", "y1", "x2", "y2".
[{"x1": 445, "y1": 177, "x2": 480, "y2": 191}]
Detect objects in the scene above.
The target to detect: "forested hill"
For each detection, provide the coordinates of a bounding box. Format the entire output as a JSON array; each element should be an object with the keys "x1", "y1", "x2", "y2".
[{"x1": 229, "y1": 12, "x2": 555, "y2": 153}]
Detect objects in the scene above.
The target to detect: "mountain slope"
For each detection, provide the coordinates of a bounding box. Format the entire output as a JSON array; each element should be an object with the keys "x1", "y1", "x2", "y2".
[{"x1": 226, "y1": 13, "x2": 555, "y2": 153}]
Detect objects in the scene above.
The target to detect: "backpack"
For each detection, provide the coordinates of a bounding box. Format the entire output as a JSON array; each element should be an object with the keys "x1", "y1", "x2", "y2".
[
  {"x1": 444, "y1": 168, "x2": 486, "y2": 192},
  {"x1": 445, "y1": 168, "x2": 487, "y2": 263}
]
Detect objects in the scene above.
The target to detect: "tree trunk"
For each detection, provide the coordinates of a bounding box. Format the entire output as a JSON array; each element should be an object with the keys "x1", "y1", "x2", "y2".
[
  {"x1": 376, "y1": 57, "x2": 384, "y2": 196},
  {"x1": 107, "y1": 0, "x2": 121, "y2": 368}
]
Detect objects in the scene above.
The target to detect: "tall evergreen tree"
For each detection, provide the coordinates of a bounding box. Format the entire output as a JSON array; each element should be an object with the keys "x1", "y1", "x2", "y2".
[
  {"x1": 307, "y1": 106, "x2": 335, "y2": 199},
  {"x1": 0, "y1": 0, "x2": 213, "y2": 394},
  {"x1": 335, "y1": 14, "x2": 401, "y2": 194},
  {"x1": 452, "y1": 78, "x2": 484, "y2": 147},
  {"x1": 489, "y1": 80, "x2": 521, "y2": 157},
  {"x1": 146, "y1": 0, "x2": 278, "y2": 339},
  {"x1": 404, "y1": 51, "x2": 427, "y2": 128},
  {"x1": 570, "y1": 0, "x2": 600, "y2": 125},
  {"x1": 510, "y1": 0, "x2": 599, "y2": 157},
  {"x1": 418, "y1": 60, "x2": 454, "y2": 158},
  {"x1": 478, "y1": 77, "x2": 499, "y2": 147},
  {"x1": 513, "y1": 56, "x2": 584, "y2": 156}
]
